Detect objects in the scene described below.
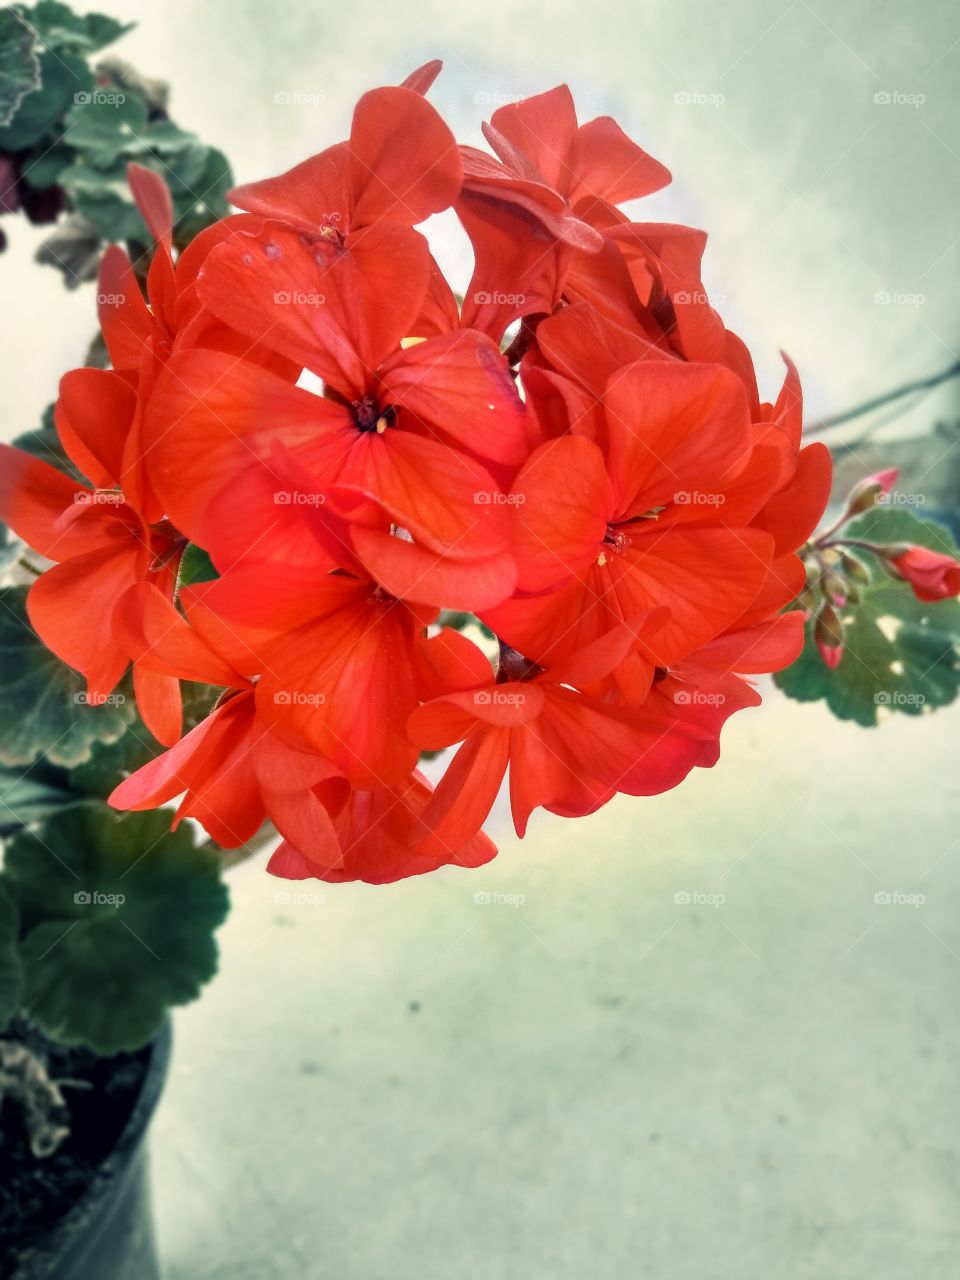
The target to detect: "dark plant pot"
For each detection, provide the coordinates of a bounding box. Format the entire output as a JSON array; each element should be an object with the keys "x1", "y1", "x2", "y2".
[{"x1": 11, "y1": 1020, "x2": 172, "y2": 1280}]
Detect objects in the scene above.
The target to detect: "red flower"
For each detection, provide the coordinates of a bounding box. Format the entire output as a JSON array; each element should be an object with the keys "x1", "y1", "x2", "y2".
[
  {"x1": 408, "y1": 618, "x2": 707, "y2": 846},
  {"x1": 0, "y1": 441, "x2": 188, "y2": 741},
  {"x1": 457, "y1": 85, "x2": 670, "y2": 339},
  {"x1": 178, "y1": 560, "x2": 493, "y2": 788},
  {"x1": 228, "y1": 72, "x2": 462, "y2": 239},
  {"x1": 889, "y1": 546, "x2": 960, "y2": 602},
  {"x1": 482, "y1": 361, "x2": 779, "y2": 673},
  {"x1": 2, "y1": 62, "x2": 844, "y2": 883},
  {"x1": 266, "y1": 772, "x2": 497, "y2": 885},
  {"x1": 139, "y1": 328, "x2": 525, "y2": 606}
]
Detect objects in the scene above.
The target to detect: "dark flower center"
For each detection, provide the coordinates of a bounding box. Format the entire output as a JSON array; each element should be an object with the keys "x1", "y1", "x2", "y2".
[{"x1": 352, "y1": 398, "x2": 395, "y2": 434}]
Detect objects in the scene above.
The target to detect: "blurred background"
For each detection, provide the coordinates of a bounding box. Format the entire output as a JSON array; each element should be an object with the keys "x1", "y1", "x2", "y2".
[{"x1": 2, "y1": 1, "x2": 959, "y2": 1276}]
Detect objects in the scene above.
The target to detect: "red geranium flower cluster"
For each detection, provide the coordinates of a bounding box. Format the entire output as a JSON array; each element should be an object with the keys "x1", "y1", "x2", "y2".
[{"x1": 1, "y1": 63, "x2": 837, "y2": 883}]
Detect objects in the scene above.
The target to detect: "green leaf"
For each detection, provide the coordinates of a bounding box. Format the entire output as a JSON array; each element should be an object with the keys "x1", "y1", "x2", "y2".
[
  {"x1": 24, "y1": 2, "x2": 132, "y2": 53},
  {"x1": 776, "y1": 509, "x2": 960, "y2": 725},
  {"x1": 0, "y1": 587, "x2": 134, "y2": 768},
  {"x1": 178, "y1": 543, "x2": 218, "y2": 588},
  {"x1": 71, "y1": 186, "x2": 146, "y2": 241},
  {"x1": 139, "y1": 118, "x2": 197, "y2": 153},
  {"x1": 171, "y1": 145, "x2": 232, "y2": 240},
  {"x1": 0, "y1": 46, "x2": 92, "y2": 150},
  {"x1": 63, "y1": 92, "x2": 147, "y2": 162},
  {"x1": 0, "y1": 7, "x2": 41, "y2": 127},
  {"x1": 4, "y1": 804, "x2": 229, "y2": 1053},
  {"x1": 57, "y1": 155, "x2": 127, "y2": 190},
  {"x1": 0, "y1": 766, "x2": 75, "y2": 834},
  {"x1": 65, "y1": 716, "x2": 165, "y2": 798},
  {"x1": 847, "y1": 505, "x2": 960, "y2": 557},
  {"x1": 19, "y1": 138, "x2": 73, "y2": 187},
  {"x1": 0, "y1": 881, "x2": 24, "y2": 1031},
  {"x1": 34, "y1": 210, "x2": 102, "y2": 286}
]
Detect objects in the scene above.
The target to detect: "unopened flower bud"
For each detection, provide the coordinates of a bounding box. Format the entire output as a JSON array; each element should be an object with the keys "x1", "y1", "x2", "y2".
[
  {"x1": 841, "y1": 552, "x2": 870, "y2": 585},
  {"x1": 814, "y1": 602, "x2": 843, "y2": 669},
  {"x1": 844, "y1": 467, "x2": 899, "y2": 518},
  {"x1": 822, "y1": 569, "x2": 847, "y2": 605},
  {"x1": 802, "y1": 555, "x2": 821, "y2": 587}
]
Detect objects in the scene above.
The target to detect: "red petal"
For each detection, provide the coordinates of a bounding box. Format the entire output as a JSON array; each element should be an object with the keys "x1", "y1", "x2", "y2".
[
  {"x1": 0, "y1": 444, "x2": 89, "y2": 559},
  {"x1": 567, "y1": 116, "x2": 671, "y2": 204},
  {"x1": 401, "y1": 61, "x2": 443, "y2": 94},
  {"x1": 335, "y1": 429, "x2": 512, "y2": 560},
  {"x1": 264, "y1": 785, "x2": 343, "y2": 871},
  {"x1": 752, "y1": 442, "x2": 832, "y2": 555},
  {"x1": 379, "y1": 330, "x2": 528, "y2": 466},
  {"x1": 196, "y1": 221, "x2": 430, "y2": 394},
  {"x1": 349, "y1": 86, "x2": 462, "y2": 226},
  {"x1": 141, "y1": 350, "x2": 353, "y2": 567},
  {"x1": 109, "y1": 700, "x2": 234, "y2": 811},
  {"x1": 229, "y1": 142, "x2": 350, "y2": 238},
  {"x1": 352, "y1": 524, "x2": 517, "y2": 611},
  {"x1": 112, "y1": 582, "x2": 241, "y2": 687},
  {"x1": 56, "y1": 369, "x2": 136, "y2": 489},
  {"x1": 509, "y1": 435, "x2": 612, "y2": 590},
  {"x1": 603, "y1": 361, "x2": 753, "y2": 517},
  {"x1": 97, "y1": 246, "x2": 153, "y2": 371},
  {"x1": 487, "y1": 86, "x2": 579, "y2": 189},
  {"x1": 256, "y1": 592, "x2": 423, "y2": 788},
  {"x1": 27, "y1": 543, "x2": 142, "y2": 693},
  {"x1": 695, "y1": 611, "x2": 806, "y2": 674},
  {"x1": 417, "y1": 727, "x2": 510, "y2": 851},
  {"x1": 127, "y1": 163, "x2": 173, "y2": 253},
  {"x1": 133, "y1": 662, "x2": 181, "y2": 746}
]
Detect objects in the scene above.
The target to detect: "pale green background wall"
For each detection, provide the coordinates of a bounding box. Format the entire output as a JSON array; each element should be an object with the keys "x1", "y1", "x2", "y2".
[
  {"x1": 2, "y1": 3, "x2": 959, "y2": 1277},
  {"x1": 1, "y1": 0, "x2": 959, "y2": 443}
]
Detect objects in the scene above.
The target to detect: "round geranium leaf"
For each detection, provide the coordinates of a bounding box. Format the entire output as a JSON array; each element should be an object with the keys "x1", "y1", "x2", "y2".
[
  {"x1": 0, "y1": 8, "x2": 41, "y2": 128},
  {"x1": 4, "y1": 804, "x2": 230, "y2": 1054},
  {"x1": 0, "y1": 587, "x2": 135, "y2": 768}
]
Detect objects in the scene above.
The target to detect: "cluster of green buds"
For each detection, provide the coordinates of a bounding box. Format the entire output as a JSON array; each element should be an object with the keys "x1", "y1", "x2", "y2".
[{"x1": 800, "y1": 469, "x2": 901, "y2": 668}]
